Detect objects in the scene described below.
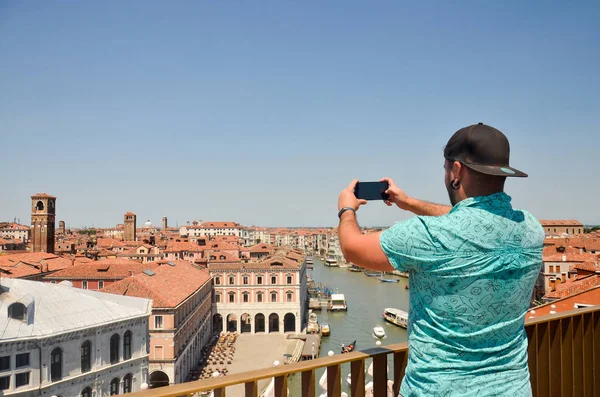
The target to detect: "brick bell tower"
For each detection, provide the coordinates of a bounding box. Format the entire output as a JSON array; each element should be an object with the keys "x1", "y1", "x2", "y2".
[
  {"x1": 31, "y1": 193, "x2": 56, "y2": 253},
  {"x1": 124, "y1": 212, "x2": 137, "y2": 241}
]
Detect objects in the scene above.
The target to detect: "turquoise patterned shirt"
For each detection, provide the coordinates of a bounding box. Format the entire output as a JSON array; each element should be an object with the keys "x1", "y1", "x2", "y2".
[{"x1": 380, "y1": 193, "x2": 544, "y2": 397}]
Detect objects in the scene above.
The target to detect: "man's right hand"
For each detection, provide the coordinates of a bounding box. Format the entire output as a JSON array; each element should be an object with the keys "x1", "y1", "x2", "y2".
[{"x1": 380, "y1": 177, "x2": 411, "y2": 210}]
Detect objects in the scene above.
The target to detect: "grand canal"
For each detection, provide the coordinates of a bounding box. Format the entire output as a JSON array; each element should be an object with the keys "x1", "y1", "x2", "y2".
[
  {"x1": 308, "y1": 257, "x2": 409, "y2": 356},
  {"x1": 287, "y1": 257, "x2": 410, "y2": 395}
]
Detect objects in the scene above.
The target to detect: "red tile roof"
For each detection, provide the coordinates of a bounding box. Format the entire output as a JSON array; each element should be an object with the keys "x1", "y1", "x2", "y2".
[
  {"x1": 100, "y1": 261, "x2": 211, "y2": 307},
  {"x1": 199, "y1": 222, "x2": 241, "y2": 228},
  {"x1": 31, "y1": 193, "x2": 56, "y2": 199},
  {"x1": 530, "y1": 285, "x2": 600, "y2": 317},
  {"x1": 539, "y1": 220, "x2": 583, "y2": 226},
  {"x1": 544, "y1": 275, "x2": 600, "y2": 299},
  {"x1": 543, "y1": 252, "x2": 597, "y2": 262},
  {"x1": 44, "y1": 258, "x2": 150, "y2": 280}
]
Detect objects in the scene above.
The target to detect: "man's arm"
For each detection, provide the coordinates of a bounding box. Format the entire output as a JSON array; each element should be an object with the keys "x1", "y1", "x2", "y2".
[
  {"x1": 404, "y1": 197, "x2": 451, "y2": 216},
  {"x1": 381, "y1": 177, "x2": 451, "y2": 216},
  {"x1": 337, "y1": 180, "x2": 395, "y2": 272}
]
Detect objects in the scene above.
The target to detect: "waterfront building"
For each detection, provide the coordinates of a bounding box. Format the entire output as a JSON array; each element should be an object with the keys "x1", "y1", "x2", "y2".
[
  {"x1": 101, "y1": 261, "x2": 213, "y2": 387},
  {"x1": 210, "y1": 249, "x2": 307, "y2": 335},
  {"x1": 0, "y1": 278, "x2": 152, "y2": 397}
]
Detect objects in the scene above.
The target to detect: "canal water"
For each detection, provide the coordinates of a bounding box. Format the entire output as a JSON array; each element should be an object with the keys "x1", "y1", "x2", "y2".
[{"x1": 287, "y1": 257, "x2": 410, "y2": 395}]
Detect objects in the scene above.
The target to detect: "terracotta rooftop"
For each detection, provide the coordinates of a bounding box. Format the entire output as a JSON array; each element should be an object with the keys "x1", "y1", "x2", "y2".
[
  {"x1": 543, "y1": 252, "x2": 597, "y2": 262},
  {"x1": 100, "y1": 260, "x2": 211, "y2": 308},
  {"x1": 44, "y1": 258, "x2": 150, "y2": 280},
  {"x1": 199, "y1": 222, "x2": 241, "y2": 228},
  {"x1": 530, "y1": 285, "x2": 600, "y2": 317},
  {"x1": 544, "y1": 275, "x2": 600, "y2": 299},
  {"x1": 31, "y1": 193, "x2": 56, "y2": 199},
  {"x1": 209, "y1": 250, "x2": 305, "y2": 271}
]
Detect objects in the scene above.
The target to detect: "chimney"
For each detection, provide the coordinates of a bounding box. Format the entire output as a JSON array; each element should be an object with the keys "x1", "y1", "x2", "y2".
[
  {"x1": 562, "y1": 254, "x2": 566, "y2": 262},
  {"x1": 561, "y1": 273, "x2": 567, "y2": 283},
  {"x1": 580, "y1": 248, "x2": 583, "y2": 254},
  {"x1": 129, "y1": 271, "x2": 134, "y2": 277},
  {"x1": 549, "y1": 277, "x2": 556, "y2": 292},
  {"x1": 71, "y1": 256, "x2": 75, "y2": 266}
]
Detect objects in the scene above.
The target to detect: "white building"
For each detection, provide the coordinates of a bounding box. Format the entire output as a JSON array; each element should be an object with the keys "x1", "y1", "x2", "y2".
[
  {"x1": 0, "y1": 278, "x2": 152, "y2": 397},
  {"x1": 209, "y1": 249, "x2": 307, "y2": 335},
  {"x1": 0, "y1": 224, "x2": 30, "y2": 244}
]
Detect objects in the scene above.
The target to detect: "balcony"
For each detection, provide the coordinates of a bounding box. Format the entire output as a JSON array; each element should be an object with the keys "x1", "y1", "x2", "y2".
[{"x1": 131, "y1": 305, "x2": 600, "y2": 397}]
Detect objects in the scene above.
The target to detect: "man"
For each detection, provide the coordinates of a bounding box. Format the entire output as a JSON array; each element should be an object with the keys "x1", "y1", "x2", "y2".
[{"x1": 337, "y1": 123, "x2": 544, "y2": 397}]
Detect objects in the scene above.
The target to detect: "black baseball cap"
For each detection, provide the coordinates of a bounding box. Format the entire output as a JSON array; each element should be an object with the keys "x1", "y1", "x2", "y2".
[{"x1": 443, "y1": 122, "x2": 528, "y2": 178}]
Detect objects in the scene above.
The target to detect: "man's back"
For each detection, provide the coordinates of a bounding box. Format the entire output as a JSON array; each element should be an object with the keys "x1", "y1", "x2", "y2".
[{"x1": 380, "y1": 192, "x2": 544, "y2": 397}]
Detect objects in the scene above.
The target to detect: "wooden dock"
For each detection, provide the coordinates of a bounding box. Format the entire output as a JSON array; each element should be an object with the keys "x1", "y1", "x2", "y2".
[{"x1": 300, "y1": 334, "x2": 321, "y2": 360}]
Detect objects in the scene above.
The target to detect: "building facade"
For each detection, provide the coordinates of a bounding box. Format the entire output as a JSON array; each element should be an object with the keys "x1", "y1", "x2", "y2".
[
  {"x1": 0, "y1": 278, "x2": 152, "y2": 397},
  {"x1": 540, "y1": 220, "x2": 584, "y2": 236},
  {"x1": 209, "y1": 250, "x2": 307, "y2": 335},
  {"x1": 0, "y1": 224, "x2": 30, "y2": 243},
  {"x1": 30, "y1": 193, "x2": 56, "y2": 253},
  {"x1": 101, "y1": 261, "x2": 213, "y2": 387}
]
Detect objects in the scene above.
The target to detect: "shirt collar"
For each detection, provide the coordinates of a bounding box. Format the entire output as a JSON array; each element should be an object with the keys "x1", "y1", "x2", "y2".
[{"x1": 449, "y1": 192, "x2": 512, "y2": 214}]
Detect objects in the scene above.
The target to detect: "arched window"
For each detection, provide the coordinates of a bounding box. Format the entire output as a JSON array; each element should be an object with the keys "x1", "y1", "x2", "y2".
[
  {"x1": 36, "y1": 201, "x2": 44, "y2": 211},
  {"x1": 123, "y1": 331, "x2": 132, "y2": 360},
  {"x1": 257, "y1": 291, "x2": 263, "y2": 303},
  {"x1": 110, "y1": 378, "x2": 120, "y2": 395},
  {"x1": 50, "y1": 348, "x2": 62, "y2": 381},
  {"x1": 123, "y1": 374, "x2": 133, "y2": 393},
  {"x1": 271, "y1": 292, "x2": 277, "y2": 302},
  {"x1": 228, "y1": 292, "x2": 235, "y2": 303},
  {"x1": 286, "y1": 291, "x2": 293, "y2": 302},
  {"x1": 81, "y1": 340, "x2": 92, "y2": 372},
  {"x1": 8, "y1": 303, "x2": 26, "y2": 320},
  {"x1": 81, "y1": 387, "x2": 92, "y2": 397},
  {"x1": 110, "y1": 334, "x2": 120, "y2": 364},
  {"x1": 242, "y1": 292, "x2": 249, "y2": 303}
]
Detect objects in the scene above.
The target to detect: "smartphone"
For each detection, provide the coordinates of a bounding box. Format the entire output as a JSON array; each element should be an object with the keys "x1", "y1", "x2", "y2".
[{"x1": 354, "y1": 181, "x2": 390, "y2": 201}]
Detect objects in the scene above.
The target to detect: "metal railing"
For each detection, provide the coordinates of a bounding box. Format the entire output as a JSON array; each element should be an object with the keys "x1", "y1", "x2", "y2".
[{"x1": 130, "y1": 305, "x2": 600, "y2": 397}]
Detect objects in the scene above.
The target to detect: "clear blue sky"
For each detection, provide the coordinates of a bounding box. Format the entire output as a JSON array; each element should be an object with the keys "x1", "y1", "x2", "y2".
[{"x1": 1, "y1": 1, "x2": 599, "y2": 228}]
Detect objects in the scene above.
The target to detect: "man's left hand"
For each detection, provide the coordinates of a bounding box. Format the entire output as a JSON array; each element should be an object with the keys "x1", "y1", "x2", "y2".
[{"x1": 338, "y1": 180, "x2": 368, "y2": 212}]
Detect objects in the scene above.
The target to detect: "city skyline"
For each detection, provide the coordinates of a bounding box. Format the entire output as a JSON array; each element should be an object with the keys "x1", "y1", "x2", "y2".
[{"x1": 2, "y1": 1, "x2": 599, "y2": 227}]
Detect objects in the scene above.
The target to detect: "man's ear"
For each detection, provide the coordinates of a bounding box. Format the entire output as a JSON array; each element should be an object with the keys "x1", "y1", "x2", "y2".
[{"x1": 452, "y1": 161, "x2": 462, "y2": 180}]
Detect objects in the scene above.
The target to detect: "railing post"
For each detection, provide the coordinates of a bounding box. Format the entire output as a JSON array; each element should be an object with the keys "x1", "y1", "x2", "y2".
[
  {"x1": 526, "y1": 324, "x2": 538, "y2": 396},
  {"x1": 393, "y1": 350, "x2": 407, "y2": 397},
  {"x1": 214, "y1": 388, "x2": 226, "y2": 397},
  {"x1": 274, "y1": 375, "x2": 288, "y2": 397},
  {"x1": 350, "y1": 359, "x2": 365, "y2": 397},
  {"x1": 245, "y1": 381, "x2": 257, "y2": 397},
  {"x1": 560, "y1": 315, "x2": 574, "y2": 397},
  {"x1": 583, "y1": 312, "x2": 594, "y2": 397},
  {"x1": 573, "y1": 314, "x2": 584, "y2": 397},
  {"x1": 302, "y1": 369, "x2": 316, "y2": 397},
  {"x1": 593, "y1": 310, "x2": 600, "y2": 396},
  {"x1": 372, "y1": 354, "x2": 387, "y2": 397},
  {"x1": 327, "y1": 364, "x2": 341, "y2": 397}
]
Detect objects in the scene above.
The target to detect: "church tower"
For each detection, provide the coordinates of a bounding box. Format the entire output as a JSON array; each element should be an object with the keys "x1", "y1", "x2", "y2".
[
  {"x1": 31, "y1": 193, "x2": 56, "y2": 253},
  {"x1": 162, "y1": 216, "x2": 167, "y2": 230},
  {"x1": 124, "y1": 212, "x2": 137, "y2": 241}
]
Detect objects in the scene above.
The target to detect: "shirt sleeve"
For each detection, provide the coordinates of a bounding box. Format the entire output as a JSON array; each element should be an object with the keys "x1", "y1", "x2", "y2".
[{"x1": 379, "y1": 216, "x2": 437, "y2": 272}]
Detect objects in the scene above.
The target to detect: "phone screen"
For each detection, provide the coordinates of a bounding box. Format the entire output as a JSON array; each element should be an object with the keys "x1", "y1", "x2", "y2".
[{"x1": 354, "y1": 181, "x2": 390, "y2": 201}]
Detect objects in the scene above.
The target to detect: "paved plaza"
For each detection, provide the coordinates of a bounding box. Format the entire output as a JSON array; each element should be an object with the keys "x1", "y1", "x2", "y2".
[{"x1": 225, "y1": 334, "x2": 301, "y2": 397}]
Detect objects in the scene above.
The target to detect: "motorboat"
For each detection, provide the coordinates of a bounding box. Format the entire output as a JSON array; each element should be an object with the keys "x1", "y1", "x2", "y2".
[
  {"x1": 382, "y1": 308, "x2": 408, "y2": 329},
  {"x1": 330, "y1": 293, "x2": 347, "y2": 311},
  {"x1": 373, "y1": 325, "x2": 386, "y2": 338},
  {"x1": 364, "y1": 271, "x2": 382, "y2": 277},
  {"x1": 306, "y1": 256, "x2": 314, "y2": 264},
  {"x1": 341, "y1": 340, "x2": 356, "y2": 354},
  {"x1": 348, "y1": 264, "x2": 362, "y2": 272},
  {"x1": 379, "y1": 277, "x2": 399, "y2": 283},
  {"x1": 321, "y1": 323, "x2": 330, "y2": 336},
  {"x1": 307, "y1": 265, "x2": 314, "y2": 270},
  {"x1": 325, "y1": 256, "x2": 339, "y2": 267}
]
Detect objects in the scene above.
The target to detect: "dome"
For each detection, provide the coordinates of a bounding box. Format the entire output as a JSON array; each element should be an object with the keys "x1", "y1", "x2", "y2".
[{"x1": 144, "y1": 220, "x2": 152, "y2": 227}]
